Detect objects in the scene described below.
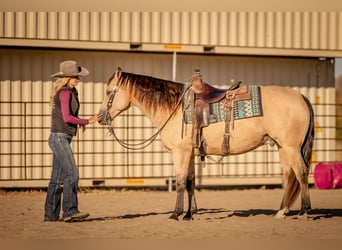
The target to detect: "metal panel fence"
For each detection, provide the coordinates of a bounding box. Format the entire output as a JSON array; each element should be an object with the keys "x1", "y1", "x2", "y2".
[
  {"x1": 0, "y1": 48, "x2": 338, "y2": 188},
  {"x1": 0, "y1": 92, "x2": 340, "y2": 188}
]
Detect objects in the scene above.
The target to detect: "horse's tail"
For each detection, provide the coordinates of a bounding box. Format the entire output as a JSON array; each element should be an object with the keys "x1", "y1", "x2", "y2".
[
  {"x1": 283, "y1": 95, "x2": 314, "y2": 209},
  {"x1": 301, "y1": 95, "x2": 315, "y2": 169}
]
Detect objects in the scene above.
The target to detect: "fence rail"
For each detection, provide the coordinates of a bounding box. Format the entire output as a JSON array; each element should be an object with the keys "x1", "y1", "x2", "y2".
[{"x1": 1, "y1": 100, "x2": 341, "y2": 188}]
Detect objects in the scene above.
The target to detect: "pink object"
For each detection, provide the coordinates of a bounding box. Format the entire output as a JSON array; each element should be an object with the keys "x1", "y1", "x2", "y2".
[{"x1": 314, "y1": 162, "x2": 342, "y2": 189}]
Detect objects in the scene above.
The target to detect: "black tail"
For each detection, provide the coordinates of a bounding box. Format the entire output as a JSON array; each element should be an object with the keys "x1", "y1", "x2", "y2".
[
  {"x1": 301, "y1": 95, "x2": 315, "y2": 169},
  {"x1": 281, "y1": 95, "x2": 314, "y2": 210}
]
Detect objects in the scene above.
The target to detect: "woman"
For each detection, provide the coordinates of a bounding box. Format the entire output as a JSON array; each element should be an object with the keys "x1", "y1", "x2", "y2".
[{"x1": 44, "y1": 60, "x2": 101, "y2": 222}]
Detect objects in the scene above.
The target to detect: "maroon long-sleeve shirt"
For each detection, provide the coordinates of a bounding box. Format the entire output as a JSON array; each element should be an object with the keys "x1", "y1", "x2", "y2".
[{"x1": 59, "y1": 89, "x2": 89, "y2": 125}]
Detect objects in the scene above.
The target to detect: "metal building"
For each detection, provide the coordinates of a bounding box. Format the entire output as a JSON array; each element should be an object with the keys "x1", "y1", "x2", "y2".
[{"x1": 0, "y1": 12, "x2": 341, "y2": 188}]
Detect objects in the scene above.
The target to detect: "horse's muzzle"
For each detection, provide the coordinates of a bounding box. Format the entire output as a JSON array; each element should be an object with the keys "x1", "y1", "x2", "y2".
[{"x1": 98, "y1": 110, "x2": 112, "y2": 125}]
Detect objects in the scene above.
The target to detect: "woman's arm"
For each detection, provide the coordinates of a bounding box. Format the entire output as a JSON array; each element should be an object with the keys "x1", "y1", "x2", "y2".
[{"x1": 59, "y1": 90, "x2": 89, "y2": 125}]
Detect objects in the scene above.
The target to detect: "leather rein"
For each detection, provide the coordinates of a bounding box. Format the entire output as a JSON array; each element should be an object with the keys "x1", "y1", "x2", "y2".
[{"x1": 104, "y1": 83, "x2": 192, "y2": 150}]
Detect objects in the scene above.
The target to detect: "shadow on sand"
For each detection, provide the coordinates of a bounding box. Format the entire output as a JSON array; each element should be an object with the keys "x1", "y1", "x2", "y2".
[
  {"x1": 65, "y1": 208, "x2": 342, "y2": 222},
  {"x1": 198, "y1": 207, "x2": 342, "y2": 220}
]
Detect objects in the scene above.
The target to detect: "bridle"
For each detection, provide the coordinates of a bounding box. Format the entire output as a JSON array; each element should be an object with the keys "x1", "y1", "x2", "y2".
[{"x1": 104, "y1": 83, "x2": 192, "y2": 150}]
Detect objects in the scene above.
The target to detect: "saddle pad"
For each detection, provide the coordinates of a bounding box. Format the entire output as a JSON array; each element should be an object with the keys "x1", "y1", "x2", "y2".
[
  {"x1": 233, "y1": 85, "x2": 263, "y2": 120},
  {"x1": 183, "y1": 85, "x2": 263, "y2": 124},
  {"x1": 183, "y1": 98, "x2": 225, "y2": 124}
]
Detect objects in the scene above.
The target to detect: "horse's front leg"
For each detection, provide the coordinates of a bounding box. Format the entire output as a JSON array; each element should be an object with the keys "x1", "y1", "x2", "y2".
[
  {"x1": 169, "y1": 146, "x2": 193, "y2": 221},
  {"x1": 169, "y1": 174, "x2": 186, "y2": 220},
  {"x1": 183, "y1": 155, "x2": 197, "y2": 220}
]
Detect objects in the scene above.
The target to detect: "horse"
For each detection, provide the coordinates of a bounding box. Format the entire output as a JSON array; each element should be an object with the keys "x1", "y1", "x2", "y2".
[{"x1": 98, "y1": 67, "x2": 314, "y2": 220}]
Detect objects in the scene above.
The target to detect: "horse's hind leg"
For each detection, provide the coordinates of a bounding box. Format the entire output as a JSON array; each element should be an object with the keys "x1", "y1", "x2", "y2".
[
  {"x1": 183, "y1": 155, "x2": 197, "y2": 220},
  {"x1": 294, "y1": 155, "x2": 311, "y2": 216},
  {"x1": 277, "y1": 147, "x2": 311, "y2": 219},
  {"x1": 276, "y1": 167, "x2": 297, "y2": 219}
]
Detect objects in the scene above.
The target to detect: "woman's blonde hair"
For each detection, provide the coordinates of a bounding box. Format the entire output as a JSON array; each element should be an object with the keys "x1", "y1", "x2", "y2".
[{"x1": 50, "y1": 77, "x2": 71, "y2": 105}]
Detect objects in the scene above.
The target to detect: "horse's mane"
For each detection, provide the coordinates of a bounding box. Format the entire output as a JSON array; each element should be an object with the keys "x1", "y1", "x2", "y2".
[{"x1": 112, "y1": 71, "x2": 185, "y2": 112}]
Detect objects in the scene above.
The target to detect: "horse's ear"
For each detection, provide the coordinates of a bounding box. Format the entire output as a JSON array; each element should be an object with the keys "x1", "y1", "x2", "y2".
[{"x1": 116, "y1": 67, "x2": 122, "y2": 78}]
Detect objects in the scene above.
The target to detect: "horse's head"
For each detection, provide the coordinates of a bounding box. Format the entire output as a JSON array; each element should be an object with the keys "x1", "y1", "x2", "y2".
[{"x1": 98, "y1": 67, "x2": 131, "y2": 125}]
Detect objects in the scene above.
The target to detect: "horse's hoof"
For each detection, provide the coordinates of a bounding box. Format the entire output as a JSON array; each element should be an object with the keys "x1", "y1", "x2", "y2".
[
  {"x1": 183, "y1": 215, "x2": 193, "y2": 221},
  {"x1": 275, "y1": 211, "x2": 286, "y2": 219},
  {"x1": 275, "y1": 208, "x2": 288, "y2": 219},
  {"x1": 168, "y1": 214, "x2": 179, "y2": 221},
  {"x1": 296, "y1": 211, "x2": 309, "y2": 220},
  {"x1": 275, "y1": 214, "x2": 286, "y2": 219}
]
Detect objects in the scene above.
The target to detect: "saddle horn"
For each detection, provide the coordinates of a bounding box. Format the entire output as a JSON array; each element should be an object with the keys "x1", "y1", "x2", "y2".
[{"x1": 192, "y1": 69, "x2": 204, "y2": 93}]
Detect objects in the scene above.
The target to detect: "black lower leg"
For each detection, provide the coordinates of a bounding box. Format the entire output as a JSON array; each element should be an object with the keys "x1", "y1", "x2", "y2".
[
  {"x1": 183, "y1": 175, "x2": 196, "y2": 220},
  {"x1": 169, "y1": 182, "x2": 185, "y2": 220}
]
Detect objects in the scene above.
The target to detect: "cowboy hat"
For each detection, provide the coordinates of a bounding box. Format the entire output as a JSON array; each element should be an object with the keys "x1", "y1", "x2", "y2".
[{"x1": 51, "y1": 60, "x2": 89, "y2": 78}]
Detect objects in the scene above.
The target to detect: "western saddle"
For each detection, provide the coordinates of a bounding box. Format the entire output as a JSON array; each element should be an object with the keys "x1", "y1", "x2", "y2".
[{"x1": 185, "y1": 70, "x2": 250, "y2": 162}]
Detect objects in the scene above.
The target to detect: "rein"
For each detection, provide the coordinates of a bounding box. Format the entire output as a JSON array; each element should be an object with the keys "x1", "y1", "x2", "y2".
[{"x1": 105, "y1": 83, "x2": 192, "y2": 150}]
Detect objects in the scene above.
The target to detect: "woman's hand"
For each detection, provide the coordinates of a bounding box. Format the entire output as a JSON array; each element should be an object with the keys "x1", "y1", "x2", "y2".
[
  {"x1": 88, "y1": 114, "x2": 103, "y2": 124},
  {"x1": 79, "y1": 114, "x2": 102, "y2": 132}
]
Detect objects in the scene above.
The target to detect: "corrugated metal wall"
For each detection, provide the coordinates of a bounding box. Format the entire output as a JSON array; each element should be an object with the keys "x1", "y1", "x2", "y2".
[
  {"x1": 1, "y1": 12, "x2": 342, "y2": 57},
  {"x1": 0, "y1": 11, "x2": 339, "y2": 187},
  {"x1": 0, "y1": 48, "x2": 336, "y2": 187}
]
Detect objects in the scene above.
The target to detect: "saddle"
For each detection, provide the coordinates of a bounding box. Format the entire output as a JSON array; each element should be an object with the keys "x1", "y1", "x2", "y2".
[{"x1": 186, "y1": 70, "x2": 249, "y2": 161}]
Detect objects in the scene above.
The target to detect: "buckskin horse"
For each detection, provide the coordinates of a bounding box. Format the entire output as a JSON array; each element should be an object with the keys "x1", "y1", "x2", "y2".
[{"x1": 98, "y1": 67, "x2": 314, "y2": 220}]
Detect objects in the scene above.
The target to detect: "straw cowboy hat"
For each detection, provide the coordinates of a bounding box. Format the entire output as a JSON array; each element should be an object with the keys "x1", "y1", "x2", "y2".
[{"x1": 51, "y1": 60, "x2": 89, "y2": 78}]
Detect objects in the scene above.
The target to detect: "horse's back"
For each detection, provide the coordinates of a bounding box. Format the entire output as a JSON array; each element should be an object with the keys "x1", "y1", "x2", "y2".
[{"x1": 202, "y1": 85, "x2": 311, "y2": 155}]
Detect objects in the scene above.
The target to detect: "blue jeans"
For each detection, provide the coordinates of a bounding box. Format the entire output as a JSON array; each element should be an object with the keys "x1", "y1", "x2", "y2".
[{"x1": 44, "y1": 133, "x2": 80, "y2": 221}]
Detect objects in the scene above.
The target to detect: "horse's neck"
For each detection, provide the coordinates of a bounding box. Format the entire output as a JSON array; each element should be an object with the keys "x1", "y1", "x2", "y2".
[
  {"x1": 128, "y1": 76, "x2": 182, "y2": 129},
  {"x1": 132, "y1": 100, "x2": 172, "y2": 129}
]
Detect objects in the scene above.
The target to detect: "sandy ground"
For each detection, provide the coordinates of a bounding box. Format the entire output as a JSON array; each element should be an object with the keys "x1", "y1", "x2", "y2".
[{"x1": 0, "y1": 187, "x2": 341, "y2": 240}]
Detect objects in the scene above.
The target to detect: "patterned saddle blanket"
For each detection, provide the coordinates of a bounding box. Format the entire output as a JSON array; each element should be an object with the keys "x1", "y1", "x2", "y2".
[
  {"x1": 184, "y1": 85, "x2": 263, "y2": 124},
  {"x1": 233, "y1": 85, "x2": 263, "y2": 120}
]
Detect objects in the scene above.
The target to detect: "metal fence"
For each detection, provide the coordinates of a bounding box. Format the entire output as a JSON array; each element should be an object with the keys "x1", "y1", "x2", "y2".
[{"x1": 1, "y1": 98, "x2": 341, "y2": 188}]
